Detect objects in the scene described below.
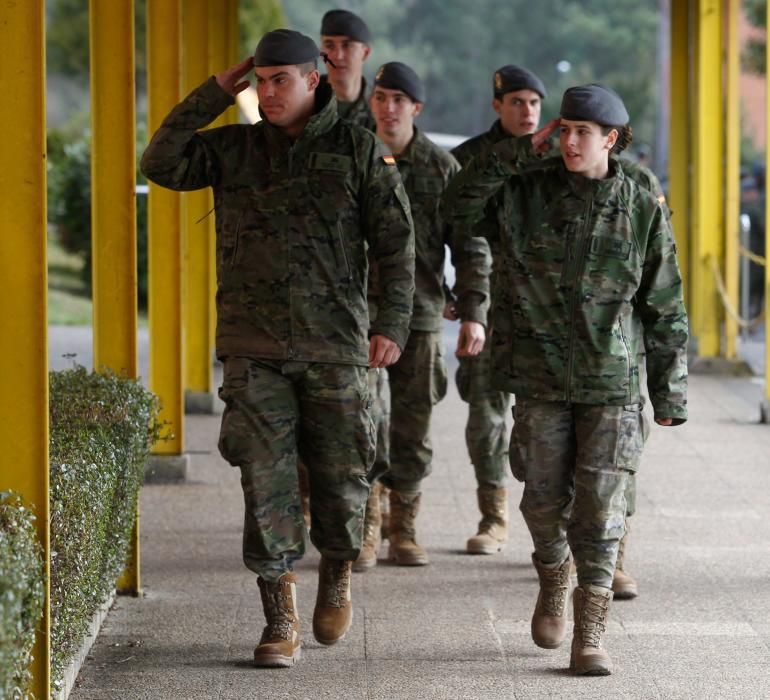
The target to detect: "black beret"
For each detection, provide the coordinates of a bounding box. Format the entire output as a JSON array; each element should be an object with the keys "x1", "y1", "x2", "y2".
[
  {"x1": 560, "y1": 84, "x2": 629, "y2": 126},
  {"x1": 254, "y1": 29, "x2": 319, "y2": 67},
  {"x1": 321, "y1": 9, "x2": 371, "y2": 44},
  {"x1": 374, "y1": 62, "x2": 425, "y2": 103},
  {"x1": 493, "y1": 65, "x2": 546, "y2": 99}
]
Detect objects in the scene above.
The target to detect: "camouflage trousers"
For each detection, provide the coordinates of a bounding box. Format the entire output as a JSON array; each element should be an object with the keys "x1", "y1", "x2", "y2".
[
  {"x1": 381, "y1": 330, "x2": 448, "y2": 492},
  {"x1": 455, "y1": 336, "x2": 511, "y2": 488},
  {"x1": 367, "y1": 367, "x2": 391, "y2": 483},
  {"x1": 218, "y1": 357, "x2": 374, "y2": 582},
  {"x1": 509, "y1": 399, "x2": 646, "y2": 588}
]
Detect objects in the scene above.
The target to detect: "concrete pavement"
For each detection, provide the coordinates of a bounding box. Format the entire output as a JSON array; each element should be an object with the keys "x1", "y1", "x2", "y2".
[{"x1": 57, "y1": 325, "x2": 770, "y2": 699}]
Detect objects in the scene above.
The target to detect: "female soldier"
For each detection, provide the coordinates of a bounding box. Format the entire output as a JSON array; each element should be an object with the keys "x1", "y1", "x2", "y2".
[{"x1": 444, "y1": 84, "x2": 688, "y2": 675}]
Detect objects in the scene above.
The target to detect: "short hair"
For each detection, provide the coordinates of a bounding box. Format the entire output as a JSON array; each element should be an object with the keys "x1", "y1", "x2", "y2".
[{"x1": 298, "y1": 60, "x2": 318, "y2": 76}]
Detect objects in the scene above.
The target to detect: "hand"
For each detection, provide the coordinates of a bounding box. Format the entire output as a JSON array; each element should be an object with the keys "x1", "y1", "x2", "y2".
[
  {"x1": 216, "y1": 57, "x2": 254, "y2": 96},
  {"x1": 456, "y1": 321, "x2": 485, "y2": 357},
  {"x1": 443, "y1": 300, "x2": 458, "y2": 321},
  {"x1": 532, "y1": 118, "x2": 560, "y2": 154},
  {"x1": 369, "y1": 334, "x2": 402, "y2": 368},
  {"x1": 655, "y1": 417, "x2": 673, "y2": 426}
]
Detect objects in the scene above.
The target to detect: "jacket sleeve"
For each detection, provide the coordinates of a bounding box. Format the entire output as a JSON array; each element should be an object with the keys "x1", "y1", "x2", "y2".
[
  {"x1": 140, "y1": 76, "x2": 235, "y2": 191},
  {"x1": 444, "y1": 155, "x2": 491, "y2": 326},
  {"x1": 363, "y1": 141, "x2": 415, "y2": 350},
  {"x1": 637, "y1": 205, "x2": 689, "y2": 424}
]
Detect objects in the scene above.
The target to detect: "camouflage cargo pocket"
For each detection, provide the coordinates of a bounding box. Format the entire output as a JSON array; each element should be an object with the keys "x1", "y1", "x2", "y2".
[
  {"x1": 431, "y1": 341, "x2": 448, "y2": 405},
  {"x1": 508, "y1": 403, "x2": 527, "y2": 482},
  {"x1": 616, "y1": 403, "x2": 645, "y2": 473}
]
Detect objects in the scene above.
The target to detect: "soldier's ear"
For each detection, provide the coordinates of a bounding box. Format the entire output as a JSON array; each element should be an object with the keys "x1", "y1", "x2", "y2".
[
  {"x1": 413, "y1": 101, "x2": 424, "y2": 117},
  {"x1": 492, "y1": 98, "x2": 502, "y2": 116},
  {"x1": 307, "y1": 69, "x2": 321, "y2": 91},
  {"x1": 362, "y1": 44, "x2": 372, "y2": 62}
]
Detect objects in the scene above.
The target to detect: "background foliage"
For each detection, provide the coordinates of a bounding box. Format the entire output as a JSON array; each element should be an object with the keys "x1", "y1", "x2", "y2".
[
  {"x1": 0, "y1": 494, "x2": 45, "y2": 700},
  {"x1": 48, "y1": 367, "x2": 162, "y2": 693}
]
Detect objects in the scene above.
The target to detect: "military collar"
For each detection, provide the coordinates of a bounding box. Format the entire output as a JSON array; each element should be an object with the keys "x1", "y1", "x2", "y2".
[
  {"x1": 560, "y1": 157, "x2": 624, "y2": 199},
  {"x1": 259, "y1": 80, "x2": 338, "y2": 150},
  {"x1": 489, "y1": 119, "x2": 510, "y2": 143},
  {"x1": 333, "y1": 76, "x2": 368, "y2": 111},
  {"x1": 390, "y1": 126, "x2": 426, "y2": 165}
]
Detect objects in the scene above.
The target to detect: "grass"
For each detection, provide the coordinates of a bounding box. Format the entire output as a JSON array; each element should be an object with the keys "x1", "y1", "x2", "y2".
[{"x1": 47, "y1": 232, "x2": 147, "y2": 327}]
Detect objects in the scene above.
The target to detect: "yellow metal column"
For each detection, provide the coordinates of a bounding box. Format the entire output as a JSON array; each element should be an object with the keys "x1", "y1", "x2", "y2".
[
  {"x1": 183, "y1": 0, "x2": 214, "y2": 413},
  {"x1": 691, "y1": 0, "x2": 724, "y2": 358},
  {"x1": 90, "y1": 0, "x2": 141, "y2": 593},
  {"x1": 723, "y1": 0, "x2": 740, "y2": 359},
  {"x1": 763, "y1": 0, "x2": 770, "y2": 421},
  {"x1": 669, "y1": 0, "x2": 692, "y2": 304},
  {"x1": 0, "y1": 2, "x2": 50, "y2": 697},
  {"x1": 147, "y1": 1, "x2": 186, "y2": 464}
]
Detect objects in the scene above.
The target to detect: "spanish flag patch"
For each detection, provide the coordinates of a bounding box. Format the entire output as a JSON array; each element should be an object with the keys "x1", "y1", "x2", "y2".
[{"x1": 383, "y1": 155, "x2": 396, "y2": 166}]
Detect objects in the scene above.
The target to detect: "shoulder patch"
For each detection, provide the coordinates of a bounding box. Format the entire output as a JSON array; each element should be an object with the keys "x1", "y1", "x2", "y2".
[{"x1": 382, "y1": 155, "x2": 397, "y2": 166}]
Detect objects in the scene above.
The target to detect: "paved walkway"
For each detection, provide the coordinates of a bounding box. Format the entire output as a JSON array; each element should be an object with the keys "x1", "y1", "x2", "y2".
[{"x1": 65, "y1": 339, "x2": 770, "y2": 699}]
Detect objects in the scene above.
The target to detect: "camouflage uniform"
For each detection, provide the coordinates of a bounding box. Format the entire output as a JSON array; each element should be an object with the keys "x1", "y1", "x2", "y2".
[
  {"x1": 444, "y1": 135, "x2": 688, "y2": 587},
  {"x1": 451, "y1": 120, "x2": 512, "y2": 488},
  {"x1": 379, "y1": 129, "x2": 487, "y2": 493},
  {"x1": 320, "y1": 75, "x2": 375, "y2": 132},
  {"x1": 141, "y1": 77, "x2": 415, "y2": 582}
]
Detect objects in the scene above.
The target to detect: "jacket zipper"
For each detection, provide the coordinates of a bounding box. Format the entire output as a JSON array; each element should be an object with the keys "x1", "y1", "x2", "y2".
[
  {"x1": 565, "y1": 192, "x2": 594, "y2": 402},
  {"x1": 229, "y1": 215, "x2": 242, "y2": 269},
  {"x1": 335, "y1": 221, "x2": 353, "y2": 284},
  {"x1": 618, "y1": 316, "x2": 632, "y2": 390}
]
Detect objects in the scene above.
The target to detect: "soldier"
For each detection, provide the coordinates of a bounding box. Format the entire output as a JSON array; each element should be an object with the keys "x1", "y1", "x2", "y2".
[
  {"x1": 444, "y1": 84, "x2": 688, "y2": 675},
  {"x1": 369, "y1": 62, "x2": 489, "y2": 568},
  {"x1": 320, "y1": 9, "x2": 375, "y2": 130},
  {"x1": 141, "y1": 29, "x2": 415, "y2": 668},
  {"x1": 450, "y1": 65, "x2": 547, "y2": 557}
]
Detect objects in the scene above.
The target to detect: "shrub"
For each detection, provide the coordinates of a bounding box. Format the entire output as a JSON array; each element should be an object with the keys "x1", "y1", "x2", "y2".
[
  {"x1": 49, "y1": 366, "x2": 162, "y2": 693},
  {"x1": 0, "y1": 493, "x2": 45, "y2": 700}
]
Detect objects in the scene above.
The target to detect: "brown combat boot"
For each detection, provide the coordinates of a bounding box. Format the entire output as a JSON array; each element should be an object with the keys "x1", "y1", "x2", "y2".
[
  {"x1": 531, "y1": 554, "x2": 572, "y2": 649},
  {"x1": 612, "y1": 530, "x2": 638, "y2": 599},
  {"x1": 388, "y1": 490, "x2": 429, "y2": 566},
  {"x1": 466, "y1": 486, "x2": 508, "y2": 554},
  {"x1": 380, "y1": 485, "x2": 391, "y2": 539},
  {"x1": 570, "y1": 584, "x2": 613, "y2": 676},
  {"x1": 254, "y1": 572, "x2": 301, "y2": 668},
  {"x1": 312, "y1": 557, "x2": 353, "y2": 645},
  {"x1": 353, "y1": 483, "x2": 382, "y2": 572}
]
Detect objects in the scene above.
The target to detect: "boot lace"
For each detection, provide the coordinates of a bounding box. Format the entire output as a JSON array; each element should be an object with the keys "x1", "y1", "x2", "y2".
[
  {"x1": 540, "y1": 566, "x2": 569, "y2": 616},
  {"x1": 580, "y1": 593, "x2": 609, "y2": 648},
  {"x1": 264, "y1": 586, "x2": 295, "y2": 640},
  {"x1": 320, "y1": 560, "x2": 350, "y2": 608}
]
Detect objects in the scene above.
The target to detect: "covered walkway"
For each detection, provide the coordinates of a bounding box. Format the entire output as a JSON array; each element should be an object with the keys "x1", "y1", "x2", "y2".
[{"x1": 69, "y1": 349, "x2": 770, "y2": 699}]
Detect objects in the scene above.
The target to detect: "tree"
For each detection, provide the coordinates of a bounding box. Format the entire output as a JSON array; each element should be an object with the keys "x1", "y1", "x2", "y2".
[{"x1": 744, "y1": 0, "x2": 766, "y2": 75}]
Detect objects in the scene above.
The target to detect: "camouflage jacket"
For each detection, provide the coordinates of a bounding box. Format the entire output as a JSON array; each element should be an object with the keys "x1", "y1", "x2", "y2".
[
  {"x1": 141, "y1": 77, "x2": 415, "y2": 366},
  {"x1": 319, "y1": 75, "x2": 375, "y2": 131},
  {"x1": 444, "y1": 136, "x2": 688, "y2": 423}
]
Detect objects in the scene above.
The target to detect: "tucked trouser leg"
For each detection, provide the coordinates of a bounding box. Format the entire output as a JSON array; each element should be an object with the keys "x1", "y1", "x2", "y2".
[
  {"x1": 456, "y1": 339, "x2": 511, "y2": 489},
  {"x1": 382, "y1": 330, "x2": 447, "y2": 493},
  {"x1": 218, "y1": 358, "x2": 305, "y2": 583},
  {"x1": 298, "y1": 363, "x2": 373, "y2": 563},
  {"x1": 568, "y1": 404, "x2": 644, "y2": 588},
  {"x1": 511, "y1": 400, "x2": 575, "y2": 567}
]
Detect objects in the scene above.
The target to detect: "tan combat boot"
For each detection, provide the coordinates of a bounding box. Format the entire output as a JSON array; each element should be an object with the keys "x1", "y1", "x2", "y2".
[
  {"x1": 466, "y1": 486, "x2": 508, "y2": 554},
  {"x1": 612, "y1": 530, "x2": 638, "y2": 599},
  {"x1": 531, "y1": 554, "x2": 572, "y2": 649},
  {"x1": 312, "y1": 557, "x2": 353, "y2": 645},
  {"x1": 388, "y1": 490, "x2": 429, "y2": 566},
  {"x1": 570, "y1": 584, "x2": 613, "y2": 676},
  {"x1": 353, "y1": 483, "x2": 382, "y2": 572},
  {"x1": 254, "y1": 572, "x2": 301, "y2": 668},
  {"x1": 380, "y1": 485, "x2": 391, "y2": 540}
]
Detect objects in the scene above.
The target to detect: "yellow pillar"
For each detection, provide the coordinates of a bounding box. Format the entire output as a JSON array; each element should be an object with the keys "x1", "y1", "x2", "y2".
[
  {"x1": 0, "y1": 2, "x2": 50, "y2": 697},
  {"x1": 691, "y1": 0, "x2": 724, "y2": 358},
  {"x1": 669, "y1": 0, "x2": 692, "y2": 305},
  {"x1": 764, "y1": 0, "x2": 770, "y2": 421},
  {"x1": 147, "y1": 0, "x2": 184, "y2": 455},
  {"x1": 228, "y1": 0, "x2": 242, "y2": 68},
  {"x1": 183, "y1": 0, "x2": 214, "y2": 413},
  {"x1": 90, "y1": 0, "x2": 141, "y2": 593},
  {"x1": 723, "y1": 0, "x2": 740, "y2": 359}
]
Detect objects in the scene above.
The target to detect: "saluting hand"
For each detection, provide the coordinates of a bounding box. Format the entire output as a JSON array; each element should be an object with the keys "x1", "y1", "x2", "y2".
[
  {"x1": 456, "y1": 321, "x2": 485, "y2": 357},
  {"x1": 216, "y1": 57, "x2": 254, "y2": 96},
  {"x1": 369, "y1": 334, "x2": 402, "y2": 368},
  {"x1": 532, "y1": 118, "x2": 560, "y2": 154}
]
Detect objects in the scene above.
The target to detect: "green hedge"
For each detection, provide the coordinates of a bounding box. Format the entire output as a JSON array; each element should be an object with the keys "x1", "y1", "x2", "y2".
[
  {"x1": 49, "y1": 367, "x2": 162, "y2": 694},
  {"x1": 0, "y1": 494, "x2": 45, "y2": 700}
]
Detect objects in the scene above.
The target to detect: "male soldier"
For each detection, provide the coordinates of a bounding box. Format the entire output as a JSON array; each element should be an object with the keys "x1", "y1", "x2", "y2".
[
  {"x1": 369, "y1": 62, "x2": 488, "y2": 567},
  {"x1": 141, "y1": 30, "x2": 414, "y2": 668},
  {"x1": 320, "y1": 9, "x2": 375, "y2": 130},
  {"x1": 450, "y1": 65, "x2": 546, "y2": 557}
]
